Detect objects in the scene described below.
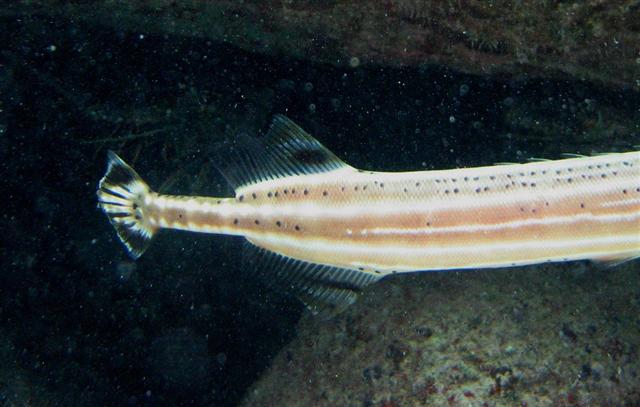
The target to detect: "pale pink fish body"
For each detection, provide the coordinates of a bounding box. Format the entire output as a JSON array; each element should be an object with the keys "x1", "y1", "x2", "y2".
[{"x1": 97, "y1": 116, "x2": 640, "y2": 311}]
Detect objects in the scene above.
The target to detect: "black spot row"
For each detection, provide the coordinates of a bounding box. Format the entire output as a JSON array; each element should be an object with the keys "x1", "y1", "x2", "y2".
[{"x1": 232, "y1": 218, "x2": 302, "y2": 231}]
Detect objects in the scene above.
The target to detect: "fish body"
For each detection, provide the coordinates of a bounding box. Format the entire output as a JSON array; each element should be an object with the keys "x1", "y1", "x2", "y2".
[{"x1": 98, "y1": 116, "x2": 640, "y2": 312}]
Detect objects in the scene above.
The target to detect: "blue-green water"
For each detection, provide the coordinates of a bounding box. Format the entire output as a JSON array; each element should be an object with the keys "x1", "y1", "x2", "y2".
[{"x1": 1, "y1": 9, "x2": 639, "y2": 407}]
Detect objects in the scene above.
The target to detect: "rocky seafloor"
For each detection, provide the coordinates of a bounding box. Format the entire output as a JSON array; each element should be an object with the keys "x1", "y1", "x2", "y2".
[{"x1": 242, "y1": 262, "x2": 640, "y2": 406}]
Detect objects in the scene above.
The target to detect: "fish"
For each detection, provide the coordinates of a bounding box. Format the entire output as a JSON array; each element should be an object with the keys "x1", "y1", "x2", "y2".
[{"x1": 97, "y1": 115, "x2": 640, "y2": 314}]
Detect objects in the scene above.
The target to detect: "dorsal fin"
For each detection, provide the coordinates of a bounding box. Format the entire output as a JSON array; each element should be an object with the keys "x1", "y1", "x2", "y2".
[
  {"x1": 242, "y1": 241, "x2": 382, "y2": 318},
  {"x1": 213, "y1": 115, "x2": 351, "y2": 190}
]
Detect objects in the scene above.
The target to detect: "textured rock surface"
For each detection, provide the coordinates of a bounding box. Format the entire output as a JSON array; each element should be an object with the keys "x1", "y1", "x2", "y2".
[
  {"x1": 241, "y1": 263, "x2": 640, "y2": 406},
  {"x1": 7, "y1": 0, "x2": 640, "y2": 89}
]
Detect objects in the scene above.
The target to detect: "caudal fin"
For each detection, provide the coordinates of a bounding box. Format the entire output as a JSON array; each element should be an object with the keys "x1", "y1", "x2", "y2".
[{"x1": 97, "y1": 151, "x2": 157, "y2": 259}]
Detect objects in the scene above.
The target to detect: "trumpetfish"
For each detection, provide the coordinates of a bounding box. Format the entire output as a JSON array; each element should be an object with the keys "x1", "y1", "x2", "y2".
[{"x1": 97, "y1": 115, "x2": 640, "y2": 314}]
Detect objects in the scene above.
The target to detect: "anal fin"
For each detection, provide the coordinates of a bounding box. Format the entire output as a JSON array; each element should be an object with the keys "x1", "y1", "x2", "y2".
[{"x1": 242, "y1": 241, "x2": 382, "y2": 318}]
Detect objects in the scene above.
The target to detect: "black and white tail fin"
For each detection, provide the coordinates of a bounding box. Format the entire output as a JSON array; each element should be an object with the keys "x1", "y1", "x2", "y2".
[{"x1": 97, "y1": 151, "x2": 157, "y2": 259}]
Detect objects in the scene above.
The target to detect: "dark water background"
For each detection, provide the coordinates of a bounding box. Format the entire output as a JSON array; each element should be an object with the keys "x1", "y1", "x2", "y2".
[{"x1": 1, "y1": 15, "x2": 639, "y2": 406}]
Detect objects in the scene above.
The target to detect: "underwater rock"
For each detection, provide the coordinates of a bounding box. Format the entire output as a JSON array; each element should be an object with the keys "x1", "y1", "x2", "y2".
[
  {"x1": 7, "y1": 0, "x2": 640, "y2": 89},
  {"x1": 241, "y1": 262, "x2": 640, "y2": 406}
]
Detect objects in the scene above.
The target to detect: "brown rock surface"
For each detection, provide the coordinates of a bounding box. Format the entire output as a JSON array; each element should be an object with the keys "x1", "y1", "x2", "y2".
[
  {"x1": 241, "y1": 263, "x2": 640, "y2": 406},
  {"x1": 7, "y1": 0, "x2": 640, "y2": 89}
]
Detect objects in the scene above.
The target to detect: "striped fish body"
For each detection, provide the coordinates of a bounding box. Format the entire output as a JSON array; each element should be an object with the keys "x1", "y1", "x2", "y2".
[{"x1": 98, "y1": 116, "x2": 640, "y2": 313}]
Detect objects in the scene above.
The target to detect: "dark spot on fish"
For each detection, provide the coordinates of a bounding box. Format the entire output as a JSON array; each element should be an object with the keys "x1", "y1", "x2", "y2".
[
  {"x1": 415, "y1": 182, "x2": 421, "y2": 187},
  {"x1": 354, "y1": 186, "x2": 359, "y2": 191},
  {"x1": 135, "y1": 215, "x2": 141, "y2": 220},
  {"x1": 274, "y1": 191, "x2": 279, "y2": 197},
  {"x1": 363, "y1": 185, "x2": 368, "y2": 190},
  {"x1": 623, "y1": 189, "x2": 628, "y2": 194},
  {"x1": 292, "y1": 189, "x2": 296, "y2": 194},
  {"x1": 294, "y1": 225, "x2": 300, "y2": 231},
  {"x1": 530, "y1": 182, "x2": 536, "y2": 187},
  {"x1": 358, "y1": 267, "x2": 364, "y2": 271},
  {"x1": 276, "y1": 221, "x2": 282, "y2": 227},
  {"x1": 545, "y1": 201, "x2": 550, "y2": 206},
  {"x1": 567, "y1": 178, "x2": 573, "y2": 183},
  {"x1": 489, "y1": 175, "x2": 495, "y2": 180},
  {"x1": 483, "y1": 186, "x2": 489, "y2": 191},
  {"x1": 303, "y1": 189, "x2": 309, "y2": 195},
  {"x1": 217, "y1": 200, "x2": 221, "y2": 204},
  {"x1": 284, "y1": 189, "x2": 289, "y2": 194},
  {"x1": 233, "y1": 218, "x2": 239, "y2": 225},
  {"x1": 268, "y1": 192, "x2": 273, "y2": 198},
  {"x1": 254, "y1": 219, "x2": 260, "y2": 225},
  {"x1": 601, "y1": 173, "x2": 606, "y2": 178},
  {"x1": 178, "y1": 214, "x2": 182, "y2": 219},
  {"x1": 580, "y1": 203, "x2": 585, "y2": 208},
  {"x1": 463, "y1": 176, "x2": 469, "y2": 182},
  {"x1": 132, "y1": 203, "x2": 138, "y2": 209},
  {"x1": 323, "y1": 190, "x2": 328, "y2": 196},
  {"x1": 404, "y1": 188, "x2": 408, "y2": 193},
  {"x1": 444, "y1": 189, "x2": 450, "y2": 194},
  {"x1": 380, "y1": 183, "x2": 385, "y2": 188},
  {"x1": 238, "y1": 195, "x2": 244, "y2": 202},
  {"x1": 252, "y1": 193, "x2": 257, "y2": 199},
  {"x1": 475, "y1": 188, "x2": 481, "y2": 193},
  {"x1": 453, "y1": 188, "x2": 459, "y2": 193}
]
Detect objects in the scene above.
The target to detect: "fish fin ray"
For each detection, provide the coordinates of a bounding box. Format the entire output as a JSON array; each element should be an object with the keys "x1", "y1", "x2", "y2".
[
  {"x1": 592, "y1": 253, "x2": 640, "y2": 269},
  {"x1": 213, "y1": 115, "x2": 352, "y2": 190},
  {"x1": 242, "y1": 241, "x2": 381, "y2": 318},
  {"x1": 97, "y1": 151, "x2": 157, "y2": 259}
]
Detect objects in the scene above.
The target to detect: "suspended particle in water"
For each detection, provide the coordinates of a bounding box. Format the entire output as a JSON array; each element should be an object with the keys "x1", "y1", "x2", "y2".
[
  {"x1": 449, "y1": 115, "x2": 456, "y2": 123},
  {"x1": 349, "y1": 56, "x2": 360, "y2": 68},
  {"x1": 303, "y1": 82, "x2": 314, "y2": 92},
  {"x1": 308, "y1": 103, "x2": 316, "y2": 112},
  {"x1": 459, "y1": 84, "x2": 470, "y2": 97}
]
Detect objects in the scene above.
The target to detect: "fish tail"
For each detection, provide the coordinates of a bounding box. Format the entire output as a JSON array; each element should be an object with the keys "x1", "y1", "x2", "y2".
[{"x1": 97, "y1": 151, "x2": 157, "y2": 259}]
